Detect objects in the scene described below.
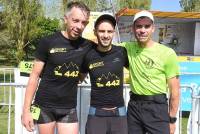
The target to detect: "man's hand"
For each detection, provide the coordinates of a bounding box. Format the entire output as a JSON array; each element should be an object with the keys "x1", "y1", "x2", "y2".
[{"x1": 21, "y1": 111, "x2": 35, "y2": 132}]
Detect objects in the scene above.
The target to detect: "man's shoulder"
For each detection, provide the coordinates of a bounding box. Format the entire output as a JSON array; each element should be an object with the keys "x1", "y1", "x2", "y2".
[
  {"x1": 121, "y1": 41, "x2": 137, "y2": 45},
  {"x1": 118, "y1": 41, "x2": 137, "y2": 47},
  {"x1": 112, "y1": 45, "x2": 126, "y2": 51},
  {"x1": 156, "y1": 42, "x2": 176, "y2": 54},
  {"x1": 78, "y1": 37, "x2": 96, "y2": 47}
]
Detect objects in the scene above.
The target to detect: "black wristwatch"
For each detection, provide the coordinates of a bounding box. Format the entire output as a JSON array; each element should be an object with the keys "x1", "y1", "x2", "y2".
[{"x1": 169, "y1": 116, "x2": 177, "y2": 123}]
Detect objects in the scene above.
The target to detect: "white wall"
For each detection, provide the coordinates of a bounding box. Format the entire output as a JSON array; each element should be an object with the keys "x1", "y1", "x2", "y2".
[{"x1": 194, "y1": 22, "x2": 200, "y2": 56}]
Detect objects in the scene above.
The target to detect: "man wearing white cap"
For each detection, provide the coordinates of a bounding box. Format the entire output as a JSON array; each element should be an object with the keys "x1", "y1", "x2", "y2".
[{"x1": 121, "y1": 10, "x2": 180, "y2": 134}]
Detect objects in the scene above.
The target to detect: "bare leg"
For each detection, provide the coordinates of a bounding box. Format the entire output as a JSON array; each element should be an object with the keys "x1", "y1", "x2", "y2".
[
  {"x1": 38, "y1": 122, "x2": 56, "y2": 134},
  {"x1": 57, "y1": 122, "x2": 79, "y2": 134}
]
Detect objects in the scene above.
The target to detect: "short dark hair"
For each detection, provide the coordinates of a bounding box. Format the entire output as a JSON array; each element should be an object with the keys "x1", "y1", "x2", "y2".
[{"x1": 65, "y1": 1, "x2": 90, "y2": 16}]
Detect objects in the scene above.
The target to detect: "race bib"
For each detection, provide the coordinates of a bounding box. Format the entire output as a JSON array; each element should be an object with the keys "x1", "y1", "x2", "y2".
[
  {"x1": 30, "y1": 105, "x2": 40, "y2": 120},
  {"x1": 19, "y1": 61, "x2": 34, "y2": 76}
]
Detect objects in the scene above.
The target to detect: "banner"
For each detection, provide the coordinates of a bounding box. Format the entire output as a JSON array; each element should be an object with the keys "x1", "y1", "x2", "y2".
[{"x1": 180, "y1": 62, "x2": 200, "y2": 111}]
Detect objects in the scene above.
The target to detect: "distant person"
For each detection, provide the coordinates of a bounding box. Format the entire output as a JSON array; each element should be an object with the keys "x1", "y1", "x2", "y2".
[
  {"x1": 81, "y1": 14, "x2": 129, "y2": 134},
  {"x1": 121, "y1": 10, "x2": 180, "y2": 134},
  {"x1": 21, "y1": 1, "x2": 93, "y2": 134}
]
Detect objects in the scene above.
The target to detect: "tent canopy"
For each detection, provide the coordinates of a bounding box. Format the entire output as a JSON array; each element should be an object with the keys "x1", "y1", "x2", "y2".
[{"x1": 116, "y1": 8, "x2": 200, "y2": 23}]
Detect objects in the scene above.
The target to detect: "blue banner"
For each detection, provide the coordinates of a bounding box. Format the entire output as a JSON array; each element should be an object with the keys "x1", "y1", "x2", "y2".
[{"x1": 180, "y1": 62, "x2": 200, "y2": 111}]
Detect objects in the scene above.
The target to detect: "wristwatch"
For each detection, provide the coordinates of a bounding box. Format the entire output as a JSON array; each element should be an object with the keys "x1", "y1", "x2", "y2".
[{"x1": 169, "y1": 116, "x2": 177, "y2": 123}]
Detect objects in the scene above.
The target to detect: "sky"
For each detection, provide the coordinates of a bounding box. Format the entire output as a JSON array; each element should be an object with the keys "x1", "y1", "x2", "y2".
[{"x1": 151, "y1": 0, "x2": 182, "y2": 12}]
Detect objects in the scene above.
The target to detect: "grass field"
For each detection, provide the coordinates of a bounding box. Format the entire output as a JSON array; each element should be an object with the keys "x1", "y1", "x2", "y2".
[
  {"x1": 181, "y1": 117, "x2": 189, "y2": 134},
  {"x1": 0, "y1": 75, "x2": 15, "y2": 134},
  {"x1": 0, "y1": 108, "x2": 15, "y2": 134}
]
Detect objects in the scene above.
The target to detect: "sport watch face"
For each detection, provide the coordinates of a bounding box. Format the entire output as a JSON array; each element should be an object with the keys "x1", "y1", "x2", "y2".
[{"x1": 169, "y1": 116, "x2": 177, "y2": 123}]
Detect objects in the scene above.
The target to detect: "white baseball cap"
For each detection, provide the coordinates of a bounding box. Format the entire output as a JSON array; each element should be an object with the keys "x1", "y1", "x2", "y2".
[{"x1": 133, "y1": 10, "x2": 154, "y2": 23}]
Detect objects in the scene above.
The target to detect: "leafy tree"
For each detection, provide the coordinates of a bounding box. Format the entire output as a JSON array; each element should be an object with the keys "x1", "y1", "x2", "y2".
[
  {"x1": 180, "y1": 0, "x2": 200, "y2": 12},
  {"x1": 0, "y1": 0, "x2": 60, "y2": 66},
  {"x1": 119, "y1": 0, "x2": 151, "y2": 9},
  {"x1": 25, "y1": 17, "x2": 60, "y2": 60},
  {"x1": 59, "y1": 0, "x2": 97, "y2": 12},
  {"x1": 0, "y1": 30, "x2": 15, "y2": 66},
  {"x1": 62, "y1": 0, "x2": 68, "y2": 11},
  {"x1": 0, "y1": 0, "x2": 43, "y2": 65},
  {"x1": 78, "y1": 0, "x2": 97, "y2": 11},
  {"x1": 111, "y1": 0, "x2": 151, "y2": 12},
  {"x1": 96, "y1": 0, "x2": 109, "y2": 11}
]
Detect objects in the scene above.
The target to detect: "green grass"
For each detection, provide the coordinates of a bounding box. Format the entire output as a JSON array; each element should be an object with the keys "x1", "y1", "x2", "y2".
[
  {"x1": 0, "y1": 73, "x2": 14, "y2": 83},
  {"x1": 0, "y1": 85, "x2": 15, "y2": 134},
  {"x1": 181, "y1": 117, "x2": 189, "y2": 134},
  {"x1": 0, "y1": 107, "x2": 15, "y2": 134},
  {"x1": 0, "y1": 86, "x2": 15, "y2": 106}
]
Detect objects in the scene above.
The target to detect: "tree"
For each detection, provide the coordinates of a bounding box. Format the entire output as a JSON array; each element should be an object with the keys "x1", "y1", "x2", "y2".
[
  {"x1": 96, "y1": 0, "x2": 109, "y2": 11},
  {"x1": 110, "y1": 0, "x2": 151, "y2": 12},
  {"x1": 62, "y1": 0, "x2": 68, "y2": 11},
  {"x1": 0, "y1": 0, "x2": 60, "y2": 66},
  {"x1": 180, "y1": 0, "x2": 200, "y2": 12},
  {"x1": 79, "y1": 0, "x2": 97, "y2": 11},
  {"x1": 0, "y1": 0, "x2": 43, "y2": 65},
  {"x1": 0, "y1": 30, "x2": 15, "y2": 66},
  {"x1": 119, "y1": 0, "x2": 151, "y2": 9},
  {"x1": 26, "y1": 17, "x2": 60, "y2": 60}
]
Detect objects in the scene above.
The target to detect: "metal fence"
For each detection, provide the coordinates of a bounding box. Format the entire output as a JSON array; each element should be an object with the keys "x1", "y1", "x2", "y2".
[
  {"x1": 0, "y1": 68, "x2": 15, "y2": 134},
  {"x1": 0, "y1": 68, "x2": 200, "y2": 134}
]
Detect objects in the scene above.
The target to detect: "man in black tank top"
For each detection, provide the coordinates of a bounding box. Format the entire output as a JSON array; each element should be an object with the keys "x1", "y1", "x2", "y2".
[
  {"x1": 21, "y1": 2, "x2": 93, "y2": 134},
  {"x1": 81, "y1": 14, "x2": 129, "y2": 134}
]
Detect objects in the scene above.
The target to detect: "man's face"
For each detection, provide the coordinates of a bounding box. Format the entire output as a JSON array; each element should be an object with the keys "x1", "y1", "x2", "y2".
[
  {"x1": 133, "y1": 17, "x2": 154, "y2": 44},
  {"x1": 64, "y1": 7, "x2": 89, "y2": 40},
  {"x1": 94, "y1": 21, "x2": 115, "y2": 49}
]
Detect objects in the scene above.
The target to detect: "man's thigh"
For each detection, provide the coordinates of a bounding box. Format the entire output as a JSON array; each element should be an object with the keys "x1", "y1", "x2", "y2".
[
  {"x1": 57, "y1": 122, "x2": 79, "y2": 134},
  {"x1": 142, "y1": 102, "x2": 170, "y2": 134},
  {"x1": 85, "y1": 116, "x2": 108, "y2": 134},
  {"x1": 110, "y1": 116, "x2": 128, "y2": 134},
  {"x1": 128, "y1": 100, "x2": 170, "y2": 134},
  {"x1": 127, "y1": 101, "x2": 144, "y2": 134}
]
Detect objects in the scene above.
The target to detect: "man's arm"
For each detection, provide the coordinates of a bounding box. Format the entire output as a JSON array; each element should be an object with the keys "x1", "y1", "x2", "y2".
[
  {"x1": 21, "y1": 59, "x2": 45, "y2": 132},
  {"x1": 168, "y1": 76, "x2": 180, "y2": 134}
]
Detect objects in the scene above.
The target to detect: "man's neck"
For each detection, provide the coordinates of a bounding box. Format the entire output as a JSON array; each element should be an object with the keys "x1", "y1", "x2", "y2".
[
  {"x1": 61, "y1": 31, "x2": 77, "y2": 40},
  {"x1": 97, "y1": 45, "x2": 112, "y2": 52},
  {"x1": 139, "y1": 40, "x2": 155, "y2": 48}
]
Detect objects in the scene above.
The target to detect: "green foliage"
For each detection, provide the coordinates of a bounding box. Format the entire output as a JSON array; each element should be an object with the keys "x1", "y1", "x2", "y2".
[
  {"x1": 180, "y1": 0, "x2": 200, "y2": 12},
  {"x1": 0, "y1": 30, "x2": 16, "y2": 66},
  {"x1": 112, "y1": 0, "x2": 151, "y2": 11},
  {"x1": 78, "y1": 0, "x2": 151, "y2": 12},
  {"x1": 0, "y1": 0, "x2": 60, "y2": 66},
  {"x1": 96, "y1": 0, "x2": 109, "y2": 11},
  {"x1": 78, "y1": 0, "x2": 97, "y2": 11},
  {"x1": 119, "y1": 0, "x2": 151, "y2": 9},
  {"x1": 26, "y1": 17, "x2": 60, "y2": 60},
  {"x1": 0, "y1": 0, "x2": 43, "y2": 65}
]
